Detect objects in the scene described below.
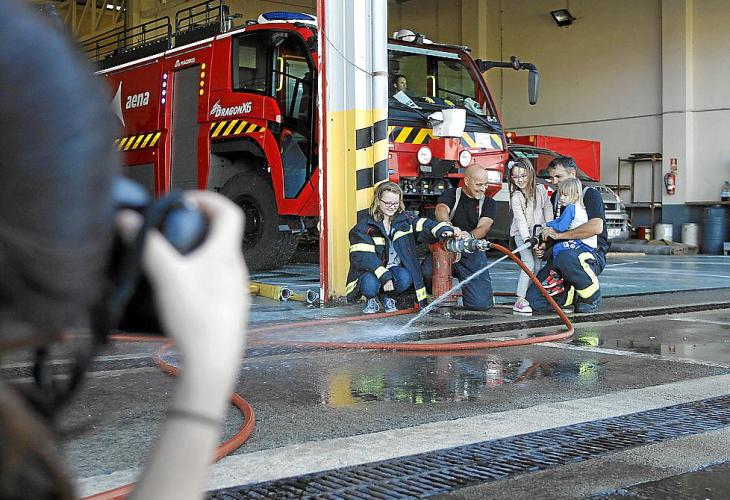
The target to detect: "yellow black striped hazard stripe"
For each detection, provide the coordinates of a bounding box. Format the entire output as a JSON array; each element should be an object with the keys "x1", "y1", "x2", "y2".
[
  {"x1": 387, "y1": 126, "x2": 504, "y2": 150},
  {"x1": 355, "y1": 115, "x2": 389, "y2": 217},
  {"x1": 116, "y1": 131, "x2": 161, "y2": 151},
  {"x1": 388, "y1": 126, "x2": 434, "y2": 145},
  {"x1": 209, "y1": 119, "x2": 266, "y2": 139}
]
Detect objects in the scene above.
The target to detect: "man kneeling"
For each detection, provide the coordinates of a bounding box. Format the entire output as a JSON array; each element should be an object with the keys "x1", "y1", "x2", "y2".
[{"x1": 526, "y1": 156, "x2": 608, "y2": 313}]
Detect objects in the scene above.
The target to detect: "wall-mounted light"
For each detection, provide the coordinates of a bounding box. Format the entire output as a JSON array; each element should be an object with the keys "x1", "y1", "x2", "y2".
[{"x1": 550, "y1": 9, "x2": 575, "y2": 27}]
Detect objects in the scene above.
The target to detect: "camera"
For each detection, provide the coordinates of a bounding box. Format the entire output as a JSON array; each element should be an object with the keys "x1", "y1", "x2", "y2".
[{"x1": 101, "y1": 177, "x2": 208, "y2": 334}]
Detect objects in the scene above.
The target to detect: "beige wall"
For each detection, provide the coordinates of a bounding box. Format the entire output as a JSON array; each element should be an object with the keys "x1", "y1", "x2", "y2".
[
  {"x1": 388, "y1": 0, "x2": 463, "y2": 46},
  {"x1": 690, "y1": 0, "x2": 730, "y2": 201},
  {"x1": 494, "y1": 0, "x2": 664, "y2": 203},
  {"x1": 491, "y1": 0, "x2": 730, "y2": 203}
]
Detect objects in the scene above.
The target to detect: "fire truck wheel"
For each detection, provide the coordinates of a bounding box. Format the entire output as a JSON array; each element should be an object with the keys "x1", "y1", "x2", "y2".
[{"x1": 219, "y1": 172, "x2": 298, "y2": 271}]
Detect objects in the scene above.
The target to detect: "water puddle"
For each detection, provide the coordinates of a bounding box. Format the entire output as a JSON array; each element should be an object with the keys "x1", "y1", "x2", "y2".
[
  {"x1": 323, "y1": 355, "x2": 602, "y2": 407},
  {"x1": 572, "y1": 324, "x2": 730, "y2": 364}
]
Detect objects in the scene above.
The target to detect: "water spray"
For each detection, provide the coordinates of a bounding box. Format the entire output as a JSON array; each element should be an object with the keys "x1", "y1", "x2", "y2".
[{"x1": 404, "y1": 239, "x2": 533, "y2": 329}]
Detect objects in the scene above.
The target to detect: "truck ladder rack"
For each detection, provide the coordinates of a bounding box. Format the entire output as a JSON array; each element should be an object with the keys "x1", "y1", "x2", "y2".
[
  {"x1": 82, "y1": 1, "x2": 228, "y2": 70},
  {"x1": 83, "y1": 16, "x2": 172, "y2": 69},
  {"x1": 175, "y1": 0, "x2": 228, "y2": 47}
]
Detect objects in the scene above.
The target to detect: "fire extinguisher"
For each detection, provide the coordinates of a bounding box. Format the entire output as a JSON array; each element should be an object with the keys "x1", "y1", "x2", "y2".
[{"x1": 664, "y1": 172, "x2": 676, "y2": 195}]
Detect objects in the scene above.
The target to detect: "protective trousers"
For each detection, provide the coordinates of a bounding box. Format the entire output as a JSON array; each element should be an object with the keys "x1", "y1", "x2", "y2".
[
  {"x1": 452, "y1": 251, "x2": 494, "y2": 311},
  {"x1": 526, "y1": 248, "x2": 605, "y2": 312}
]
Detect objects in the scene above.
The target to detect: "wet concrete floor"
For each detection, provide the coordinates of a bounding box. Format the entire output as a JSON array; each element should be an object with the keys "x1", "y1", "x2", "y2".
[
  {"x1": 595, "y1": 461, "x2": 730, "y2": 499},
  {"x1": 55, "y1": 302, "x2": 729, "y2": 496},
  {"x1": 1, "y1": 255, "x2": 729, "y2": 498}
]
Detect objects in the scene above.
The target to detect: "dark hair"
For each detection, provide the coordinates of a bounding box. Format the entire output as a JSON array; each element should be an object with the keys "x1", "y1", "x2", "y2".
[
  {"x1": 548, "y1": 155, "x2": 577, "y2": 172},
  {"x1": 0, "y1": 381, "x2": 74, "y2": 499},
  {"x1": 0, "y1": 1, "x2": 118, "y2": 496},
  {"x1": 0, "y1": 0, "x2": 117, "y2": 350}
]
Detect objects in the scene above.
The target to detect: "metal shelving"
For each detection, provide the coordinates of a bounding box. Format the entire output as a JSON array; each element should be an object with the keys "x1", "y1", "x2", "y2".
[{"x1": 610, "y1": 153, "x2": 663, "y2": 230}]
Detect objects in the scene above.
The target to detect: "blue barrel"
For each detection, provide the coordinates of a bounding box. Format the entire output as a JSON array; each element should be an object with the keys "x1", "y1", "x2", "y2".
[{"x1": 700, "y1": 206, "x2": 729, "y2": 254}]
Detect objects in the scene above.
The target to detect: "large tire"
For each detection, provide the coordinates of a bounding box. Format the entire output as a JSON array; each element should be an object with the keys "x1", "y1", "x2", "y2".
[{"x1": 219, "y1": 173, "x2": 299, "y2": 271}]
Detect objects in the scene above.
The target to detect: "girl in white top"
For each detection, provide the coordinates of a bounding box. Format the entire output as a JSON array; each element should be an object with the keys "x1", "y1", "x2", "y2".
[{"x1": 508, "y1": 159, "x2": 554, "y2": 314}]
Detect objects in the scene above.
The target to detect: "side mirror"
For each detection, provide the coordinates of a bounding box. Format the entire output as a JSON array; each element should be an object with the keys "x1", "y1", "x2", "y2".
[
  {"x1": 476, "y1": 58, "x2": 540, "y2": 105},
  {"x1": 528, "y1": 70, "x2": 539, "y2": 105}
]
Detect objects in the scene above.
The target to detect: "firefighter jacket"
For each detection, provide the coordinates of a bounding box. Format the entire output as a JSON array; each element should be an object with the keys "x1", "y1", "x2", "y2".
[{"x1": 346, "y1": 212, "x2": 454, "y2": 306}]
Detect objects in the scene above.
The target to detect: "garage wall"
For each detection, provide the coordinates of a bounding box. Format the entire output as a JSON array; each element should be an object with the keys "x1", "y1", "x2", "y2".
[
  {"x1": 225, "y1": 0, "x2": 316, "y2": 18},
  {"x1": 492, "y1": 0, "x2": 663, "y2": 204},
  {"x1": 690, "y1": 0, "x2": 730, "y2": 201},
  {"x1": 492, "y1": 0, "x2": 730, "y2": 205},
  {"x1": 388, "y1": 0, "x2": 463, "y2": 46}
]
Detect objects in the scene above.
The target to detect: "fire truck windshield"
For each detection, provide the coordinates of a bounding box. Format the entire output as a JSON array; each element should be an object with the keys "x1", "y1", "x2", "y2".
[{"x1": 387, "y1": 45, "x2": 501, "y2": 133}]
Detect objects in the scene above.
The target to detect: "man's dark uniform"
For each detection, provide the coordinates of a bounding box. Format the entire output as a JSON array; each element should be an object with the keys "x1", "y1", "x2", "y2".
[
  {"x1": 425, "y1": 187, "x2": 496, "y2": 311},
  {"x1": 526, "y1": 186, "x2": 607, "y2": 312}
]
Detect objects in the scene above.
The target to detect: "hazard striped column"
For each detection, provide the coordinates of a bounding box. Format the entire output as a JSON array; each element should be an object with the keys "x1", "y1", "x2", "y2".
[{"x1": 318, "y1": 0, "x2": 388, "y2": 302}]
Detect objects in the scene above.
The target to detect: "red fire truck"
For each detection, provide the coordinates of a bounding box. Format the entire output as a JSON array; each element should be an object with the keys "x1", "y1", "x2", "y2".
[{"x1": 84, "y1": 1, "x2": 538, "y2": 270}]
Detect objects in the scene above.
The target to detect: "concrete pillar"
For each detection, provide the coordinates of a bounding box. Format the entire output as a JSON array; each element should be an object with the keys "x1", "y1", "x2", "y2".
[
  {"x1": 318, "y1": 0, "x2": 387, "y2": 302},
  {"x1": 460, "y1": 0, "x2": 489, "y2": 60},
  {"x1": 661, "y1": 0, "x2": 695, "y2": 231},
  {"x1": 126, "y1": 0, "x2": 146, "y2": 28}
]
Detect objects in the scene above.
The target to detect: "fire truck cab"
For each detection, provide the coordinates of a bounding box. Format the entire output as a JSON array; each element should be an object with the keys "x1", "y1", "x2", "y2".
[{"x1": 85, "y1": 1, "x2": 537, "y2": 270}]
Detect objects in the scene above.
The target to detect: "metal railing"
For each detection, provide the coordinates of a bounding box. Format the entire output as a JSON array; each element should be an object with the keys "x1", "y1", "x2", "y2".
[
  {"x1": 175, "y1": 0, "x2": 227, "y2": 43},
  {"x1": 82, "y1": 16, "x2": 172, "y2": 67}
]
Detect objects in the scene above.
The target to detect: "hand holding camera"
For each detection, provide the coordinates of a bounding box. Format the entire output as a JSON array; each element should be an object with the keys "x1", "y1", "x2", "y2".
[{"x1": 115, "y1": 189, "x2": 248, "y2": 376}]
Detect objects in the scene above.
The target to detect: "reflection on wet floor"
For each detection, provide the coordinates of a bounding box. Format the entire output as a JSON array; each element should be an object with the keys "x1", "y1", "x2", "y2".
[
  {"x1": 571, "y1": 314, "x2": 730, "y2": 364},
  {"x1": 596, "y1": 461, "x2": 730, "y2": 499},
  {"x1": 323, "y1": 355, "x2": 602, "y2": 407}
]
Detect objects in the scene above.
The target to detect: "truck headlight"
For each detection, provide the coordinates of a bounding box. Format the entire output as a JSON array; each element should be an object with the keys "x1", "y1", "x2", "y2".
[
  {"x1": 458, "y1": 150, "x2": 472, "y2": 167},
  {"x1": 417, "y1": 146, "x2": 432, "y2": 165},
  {"x1": 486, "y1": 170, "x2": 501, "y2": 183}
]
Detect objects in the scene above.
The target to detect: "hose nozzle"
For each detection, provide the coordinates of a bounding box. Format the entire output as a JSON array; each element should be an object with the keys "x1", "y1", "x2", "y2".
[
  {"x1": 445, "y1": 238, "x2": 490, "y2": 253},
  {"x1": 527, "y1": 224, "x2": 544, "y2": 248}
]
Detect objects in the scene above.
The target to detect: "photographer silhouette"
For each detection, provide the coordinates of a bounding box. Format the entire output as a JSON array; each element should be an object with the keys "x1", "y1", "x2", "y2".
[{"x1": 0, "y1": 2, "x2": 248, "y2": 499}]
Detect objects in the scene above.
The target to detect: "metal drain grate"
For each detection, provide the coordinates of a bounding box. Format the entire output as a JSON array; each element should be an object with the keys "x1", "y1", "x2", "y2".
[{"x1": 209, "y1": 395, "x2": 730, "y2": 499}]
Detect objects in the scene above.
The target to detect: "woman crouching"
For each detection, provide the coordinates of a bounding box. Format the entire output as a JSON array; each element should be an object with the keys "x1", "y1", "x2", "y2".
[{"x1": 347, "y1": 182, "x2": 457, "y2": 313}]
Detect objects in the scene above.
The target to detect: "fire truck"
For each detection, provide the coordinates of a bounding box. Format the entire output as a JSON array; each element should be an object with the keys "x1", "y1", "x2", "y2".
[{"x1": 84, "y1": 1, "x2": 538, "y2": 270}]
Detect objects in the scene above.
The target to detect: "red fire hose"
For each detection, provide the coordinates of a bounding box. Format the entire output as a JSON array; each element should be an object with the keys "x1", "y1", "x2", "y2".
[{"x1": 86, "y1": 241, "x2": 571, "y2": 499}]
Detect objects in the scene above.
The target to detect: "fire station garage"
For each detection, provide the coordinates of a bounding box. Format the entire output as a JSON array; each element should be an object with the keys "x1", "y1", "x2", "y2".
[{"x1": 8, "y1": 0, "x2": 730, "y2": 498}]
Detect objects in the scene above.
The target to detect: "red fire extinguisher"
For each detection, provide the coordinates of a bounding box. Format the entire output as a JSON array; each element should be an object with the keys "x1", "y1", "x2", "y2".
[{"x1": 664, "y1": 172, "x2": 676, "y2": 195}]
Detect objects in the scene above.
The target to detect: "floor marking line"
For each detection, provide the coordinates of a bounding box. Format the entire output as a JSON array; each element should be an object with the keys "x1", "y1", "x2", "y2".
[
  {"x1": 606, "y1": 261, "x2": 640, "y2": 267},
  {"x1": 0, "y1": 352, "x2": 153, "y2": 370},
  {"x1": 666, "y1": 317, "x2": 730, "y2": 327},
  {"x1": 539, "y1": 342, "x2": 730, "y2": 368}
]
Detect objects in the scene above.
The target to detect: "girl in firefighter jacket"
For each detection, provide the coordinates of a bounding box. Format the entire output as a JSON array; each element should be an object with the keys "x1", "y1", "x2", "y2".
[{"x1": 347, "y1": 182, "x2": 456, "y2": 314}]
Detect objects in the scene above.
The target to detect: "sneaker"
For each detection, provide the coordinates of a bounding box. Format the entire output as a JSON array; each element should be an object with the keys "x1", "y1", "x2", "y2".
[
  {"x1": 383, "y1": 296, "x2": 398, "y2": 313},
  {"x1": 512, "y1": 299, "x2": 533, "y2": 314},
  {"x1": 575, "y1": 297, "x2": 602, "y2": 314},
  {"x1": 362, "y1": 297, "x2": 380, "y2": 314},
  {"x1": 547, "y1": 283, "x2": 565, "y2": 297},
  {"x1": 561, "y1": 305, "x2": 575, "y2": 314},
  {"x1": 542, "y1": 270, "x2": 564, "y2": 289}
]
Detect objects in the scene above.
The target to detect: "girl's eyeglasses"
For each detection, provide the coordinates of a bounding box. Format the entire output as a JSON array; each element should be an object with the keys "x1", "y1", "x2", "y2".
[{"x1": 379, "y1": 199, "x2": 400, "y2": 208}]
